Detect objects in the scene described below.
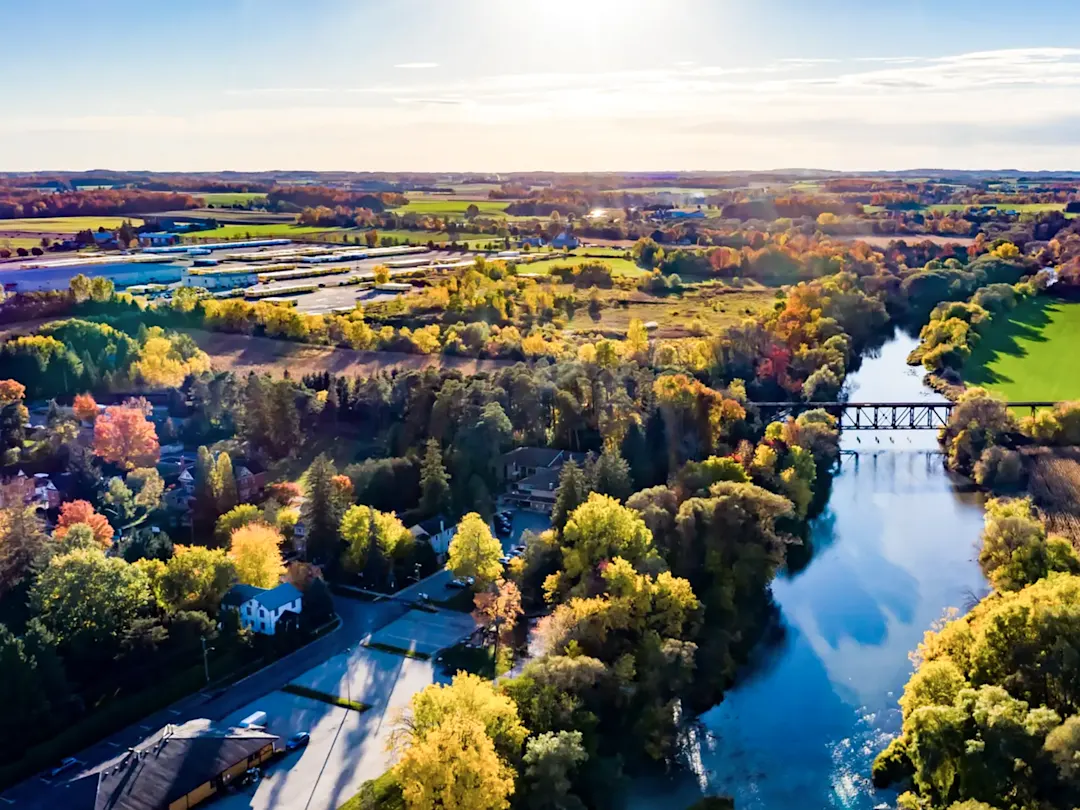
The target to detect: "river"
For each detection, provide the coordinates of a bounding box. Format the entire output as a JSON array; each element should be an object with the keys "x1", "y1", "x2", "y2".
[{"x1": 631, "y1": 330, "x2": 990, "y2": 810}]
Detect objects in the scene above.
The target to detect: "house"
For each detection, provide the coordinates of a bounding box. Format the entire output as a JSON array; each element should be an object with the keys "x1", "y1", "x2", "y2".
[
  {"x1": 13, "y1": 470, "x2": 61, "y2": 510},
  {"x1": 507, "y1": 467, "x2": 562, "y2": 513},
  {"x1": 222, "y1": 582, "x2": 303, "y2": 635},
  {"x1": 138, "y1": 231, "x2": 181, "y2": 247},
  {"x1": 408, "y1": 514, "x2": 457, "y2": 555},
  {"x1": 518, "y1": 236, "x2": 545, "y2": 248},
  {"x1": 40, "y1": 718, "x2": 277, "y2": 810},
  {"x1": 499, "y1": 447, "x2": 584, "y2": 483},
  {"x1": 234, "y1": 464, "x2": 266, "y2": 502},
  {"x1": 550, "y1": 231, "x2": 580, "y2": 250},
  {"x1": 91, "y1": 231, "x2": 118, "y2": 248}
]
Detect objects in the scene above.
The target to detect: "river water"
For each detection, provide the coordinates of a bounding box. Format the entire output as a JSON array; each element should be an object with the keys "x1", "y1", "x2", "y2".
[{"x1": 632, "y1": 331, "x2": 990, "y2": 810}]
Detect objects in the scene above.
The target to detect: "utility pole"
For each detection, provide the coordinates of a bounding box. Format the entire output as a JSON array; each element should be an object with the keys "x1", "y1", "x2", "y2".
[{"x1": 201, "y1": 637, "x2": 210, "y2": 685}]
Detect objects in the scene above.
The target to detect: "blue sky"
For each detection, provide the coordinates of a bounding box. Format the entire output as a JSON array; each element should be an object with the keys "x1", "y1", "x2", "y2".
[{"x1": 5, "y1": 0, "x2": 1080, "y2": 172}]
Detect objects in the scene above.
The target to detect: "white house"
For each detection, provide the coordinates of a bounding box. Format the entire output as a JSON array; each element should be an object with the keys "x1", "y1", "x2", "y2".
[
  {"x1": 221, "y1": 582, "x2": 303, "y2": 635},
  {"x1": 408, "y1": 515, "x2": 457, "y2": 555},
  {"x1": 550, "y1": 231, "x2": 580, "y2": 250}
]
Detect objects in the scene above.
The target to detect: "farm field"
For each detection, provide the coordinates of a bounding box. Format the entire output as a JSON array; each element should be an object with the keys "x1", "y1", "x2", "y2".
[
  {"x1": 526, "y1": 255, "x2": 649, "y2": 278},
  {"x1": 841, "y1": 234, "x2": 977, "y2": 247},
  {"x1": 182, "y1": 223, "x2": 345, "y2": 240},
  {"x1": 567, "y1": 287, "x2": 775, "y2": 337},
  {"x1": 397, "y1": 198, "x2": 510, "y2": 216},
  {"x1": 195, "y1": 191, "x2": 268, "y2": 206},
  {"x1": 965, "y1": 297, "x2": 1080, "y2": 401},
  {"x1": 186, "y1": 328, "x2": 513, "y2": 377},
  {"x1": 0, "y1": 216, "x2": 145, "y2": 233},
  {"x1": 928, "y1": 202, "x2": 1068, "y2": 214},
  {"x1": 0, "y1": 237, "x2": 49, "y2": 250}
]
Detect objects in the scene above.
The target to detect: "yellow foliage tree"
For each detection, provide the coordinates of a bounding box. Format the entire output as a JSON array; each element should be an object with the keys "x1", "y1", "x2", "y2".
[
  {"x1": 228, "y1": 522, "x2": 285, "y2": 588},
  {"x1": 130, "y1": 327, "x2": 211, "y2": 387},
  {"x1": 447, "y1": 513, "x2": 504, "y2": 586}
]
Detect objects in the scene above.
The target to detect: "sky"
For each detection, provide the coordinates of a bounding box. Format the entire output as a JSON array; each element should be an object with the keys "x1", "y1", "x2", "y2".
[{"x1": 6, "y1": 0, "x2": 1080, "y2": 173}]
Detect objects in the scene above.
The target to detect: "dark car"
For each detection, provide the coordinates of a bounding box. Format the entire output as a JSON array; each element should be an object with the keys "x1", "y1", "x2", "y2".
[{"x1": 286, "y1": 732, "x2": 310, "y2": 751}]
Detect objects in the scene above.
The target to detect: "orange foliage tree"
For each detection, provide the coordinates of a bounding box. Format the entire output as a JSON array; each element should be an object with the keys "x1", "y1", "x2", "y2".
[
  {"x1": 53, "y1": 500, "x2": 114, "y2": 547},
  {"x1": 93, "y1": 399, "x2": 159, "y2": 469},
  {"x1": 0, "y1": 380, "x2": 26, "y2": 405},
  {"x1": 72, "y1": 392, "x2": 98, "y2": 422}
]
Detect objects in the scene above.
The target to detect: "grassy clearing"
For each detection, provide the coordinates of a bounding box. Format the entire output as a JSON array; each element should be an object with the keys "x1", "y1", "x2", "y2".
[
  {"x1": 928, "y1": 203, "x2": 1072, "y2": 215},
  {"x1": 965, "y1": 297, "x2": 1080, "y2": 401},
  {"x1": 0, "y1": 236, "x2": 49, "y2": 250},
  {"x1": 568, "y1": 287, "x2": 776, "y2": 337},
  {"x1": 338, "y1": 771, "x2": 404, "y2": 810},
  {"x1": 197, "y1": 191, "x2": 268, "y2": 206},
  {"x1": 396, "y1": 198, "x2": 510, "y2": 217},
  {"x1": 182, "y1": 223, "x2": 341, "y2": 240},
  {"x1": 281, "y1": 683, "x2": 370, "y2": 712},
  {"x1": 0, "y1": 216, "x2": 145, "y2": 232},
  {"x1": 438, "y1": 643, "x2": 508, "y2": 679},
  {"x1": 526, "y1": 255, "x2": 649, "y2": 278}
]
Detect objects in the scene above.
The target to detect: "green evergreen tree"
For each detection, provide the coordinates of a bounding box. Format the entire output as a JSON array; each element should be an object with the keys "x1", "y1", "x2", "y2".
[
  {"x1": 552, "y1": 460, "x2": 588, "y2": 532},
  {"x1": 302, "y1": 454, "x2": 339, "y2": 564},
  {"x1": 192, "y1": 445, "x2": 217, "y2": 542},
  {"x1": 420, "y1": 439, "x2": 451, "y2": 517},
  {"x1": 589, "y1": 448, "x2": 633, "y2": 502}
]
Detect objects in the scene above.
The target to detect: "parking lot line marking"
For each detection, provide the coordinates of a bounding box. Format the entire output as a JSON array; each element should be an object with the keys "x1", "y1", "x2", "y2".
[
  {"x1": 139, "y1": 725, "x2": 152, "y2": 731},
  {"x1": 106, "y1": 742, "x2": 121, "y2": 748},
  {"x1": 167, "y1": 710, "x2": 181, "y2": 716}
]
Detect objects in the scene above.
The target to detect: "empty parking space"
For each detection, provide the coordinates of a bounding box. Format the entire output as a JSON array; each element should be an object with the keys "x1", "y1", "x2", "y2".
[{"x1": 368, "y1": 609, "x2": 478, "y2": 657}]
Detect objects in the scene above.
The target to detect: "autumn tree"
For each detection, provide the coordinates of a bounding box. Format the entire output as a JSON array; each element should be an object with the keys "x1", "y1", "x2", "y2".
[
  {"x1": 53, "y1": 500, "x2": 113, "y2": 547},
  {"x1": 395, "y1": 715, "x2": 515, "y2": 810},
  {"x1": 551, "y1": 461, "x2": 588, "y2": 532},
  {"x1": 93, "y1": 399, "x2": 159, "y2": 469},
  {"x1": 558, "y1": 493, "x2": 656, "y2": 594},
  {"x1": 153, "y1": 544, "x2": 237, "y2": 612},
  {"x1": 472, "y1": 579, "x2": 523, "y2": 666},
  {"x1": 130, "y1": 327, "x2": 211, "y2": 388},
  {"x1": 448, "y1": 513, "x2": 504, "y2": 586},
  {"x1": 0, "y1": 481, "x2": 48, "y2": 597},
  {"x1": 339, "y1": 505, "x2": 414, "y2": 587},
  {"x1": 978, "y1": 497, "x2": 1080, "y2": 591},
  {"x1": 72, "y1": 392, "x2": 98, "y2": 422},
  {"x1": 214, "y1": 503, "x2": 262, "y2": 546},
  {"x1": 211, "y1": 451, "x2": 239, "y2": 516},
  {"x1": 69, "y1": 273, "x2": 92, "y2": 303},
  {"x1": 520, "y1": 731, "x2": 588, "y2": 810},
  {"x1": 228, "y1": 522, "x2": 285, "y2": 589}
]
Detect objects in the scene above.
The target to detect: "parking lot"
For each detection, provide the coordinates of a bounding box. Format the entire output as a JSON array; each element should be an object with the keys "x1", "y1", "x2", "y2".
[{"x1": 368, "y1": 609, "x2": 477, "y2": 657}]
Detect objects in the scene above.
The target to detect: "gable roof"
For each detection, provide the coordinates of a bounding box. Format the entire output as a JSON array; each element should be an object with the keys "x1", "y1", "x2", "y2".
[
  {"x1": 221, "y1": 583, "x2": 264, "y2": 608},
  {"x1": 502, "y1": 447, "x2": 583, "y2": 470},
  {"x1": 516, "y1": 467, "x2": 561, "y2": 491},
  {"x1": 62, "y1": 719, "x2": 277, "y2": 810},
  {"x1": 412, "y1": 514, "x2": 452, "y2": 536},
  {"x1": 252, "y1": 582, "x2": 302, "y2": 612}
]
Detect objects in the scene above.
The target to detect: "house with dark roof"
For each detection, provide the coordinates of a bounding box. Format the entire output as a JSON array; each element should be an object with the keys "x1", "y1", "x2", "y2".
[
  {"x1": 221, "y1": 582, "x2": 302, "y2": 635},
  {"x1": 407, "y1": 514, "x2": 457, "y2": 554},
  {"x1": 40, "y1": 719, "x2": 277, "y2": 810},
  {"x1": 499, "y1": 447, "x2": 584, "y2": 484}
]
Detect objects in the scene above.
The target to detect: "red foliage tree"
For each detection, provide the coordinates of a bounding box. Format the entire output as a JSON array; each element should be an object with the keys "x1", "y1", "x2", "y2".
[
  {"x1": 53, "y1": 500, "x2": 114, "y2": 547},
  {"x1": 93, "y1": 400, "x2": 159, "y2": 469}
]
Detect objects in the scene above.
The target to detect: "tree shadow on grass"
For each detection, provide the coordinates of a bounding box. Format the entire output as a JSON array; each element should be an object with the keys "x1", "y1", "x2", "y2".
[{"x1": 965, "y1": 297, "x2": 1059, "y2": 387}]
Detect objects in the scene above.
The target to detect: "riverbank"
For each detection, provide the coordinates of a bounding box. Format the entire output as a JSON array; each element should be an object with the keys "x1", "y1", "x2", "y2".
[{"x1": 630, "y1": 331, "x2": 990, "y2": 810}]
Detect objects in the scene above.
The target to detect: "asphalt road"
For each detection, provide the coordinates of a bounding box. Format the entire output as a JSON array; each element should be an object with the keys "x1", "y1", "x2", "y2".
[{"x1": 0, "y1": 594, "x2": 409, "y2": 810}]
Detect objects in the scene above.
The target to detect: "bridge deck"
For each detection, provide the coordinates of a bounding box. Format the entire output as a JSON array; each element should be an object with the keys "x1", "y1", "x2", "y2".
[{"x1": 753, "y1": 401, "x2": 1059, "y2": 430}]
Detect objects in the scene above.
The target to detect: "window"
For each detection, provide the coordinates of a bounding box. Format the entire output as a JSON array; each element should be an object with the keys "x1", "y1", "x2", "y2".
[
  {"x1": 246, "y1": 605, "x2": 252, "y2": 616},
  {"x1": 260, "y1": 607, "x2": 266, "y2": 617}
]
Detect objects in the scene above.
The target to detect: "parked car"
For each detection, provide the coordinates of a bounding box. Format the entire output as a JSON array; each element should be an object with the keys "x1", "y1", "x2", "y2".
[
  {"x1": 512, "y1": 544, "x2": 527, "y2": 555},
  {"x1": 286, "y1": 732, "x2": 310, "y2": 751},
  {"x1": 448, "y1": 576, "x2": 476, "y2": 589},
  {"x1": 499, "y1": 555, "x2": 511, "y2": 565},
  {"x1": 239, "y1": 767, "x2": 261, "y2": 787},
  {"x1": 49, "y1": 758, "x2": 79, "y2": 779}
]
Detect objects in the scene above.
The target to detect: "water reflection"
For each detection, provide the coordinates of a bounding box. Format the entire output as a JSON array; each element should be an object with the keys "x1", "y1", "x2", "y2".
[{"x1": 630, "y1": 333, "x2": 989, "y2": 810}]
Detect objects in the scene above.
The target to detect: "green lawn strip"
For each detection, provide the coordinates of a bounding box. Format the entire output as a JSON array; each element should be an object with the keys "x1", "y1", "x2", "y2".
[
  {"x1": 363, "y1": 641, "x2": 431, "y2": 661},
  {"x1": 338, "y1": 770, "x2": 405, "y2": 810},
  {"x1": 0, "y1": 648, "x2": 248, "y2": 790},
  {"x1": 281, "y1": 683, "x2": 369, "y2": 712},
  {"x1": 0, "y1": 216, "x2": 146, "y2": 232},
  {"x1": 964, "y1": 297, "x2": 1080, "y2": 401}
]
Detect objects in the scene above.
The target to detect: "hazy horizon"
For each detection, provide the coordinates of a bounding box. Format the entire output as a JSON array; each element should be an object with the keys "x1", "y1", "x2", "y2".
[{"x1": 7, "y1": 0, "x2": 1080, "y2": 173}]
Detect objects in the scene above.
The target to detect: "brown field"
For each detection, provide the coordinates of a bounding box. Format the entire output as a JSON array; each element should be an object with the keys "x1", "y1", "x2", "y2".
[
  {"x1": 840, "y1": 234, "x2": 977, "y2": 248},
  {"x1": 186, "y1": 329, "x2": 513, "y2": 377},
  {"x1": 1024, "y1": 446, "x2": 1080, "y2": 543}
]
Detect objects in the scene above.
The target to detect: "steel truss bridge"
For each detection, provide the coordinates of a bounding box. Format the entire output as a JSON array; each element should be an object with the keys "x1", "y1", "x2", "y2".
[{"x1": 754, "y1": 401, "x2": 1058, "y2": 431}]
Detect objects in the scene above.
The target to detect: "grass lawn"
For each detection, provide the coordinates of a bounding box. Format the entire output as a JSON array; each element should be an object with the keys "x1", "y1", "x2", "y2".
[
  {"x1": 526, "y1": 255, "x2": 650, "y2": 278},
  {"x1": 929, "y1": 202, "x2": 1072, "y2": 215},
  {"x1": 338, "y1": 771, "x2": 404, "y2": 810},
  {"x1": 0, "y1": 236, "x2": 50, "y2": 250},
  {"x1": 965, "y1": 297, "x2": 1080, "y2": 401},
  {"x1": 438, "y1": 643, "x2": 504, "y2": 679},
  {"x1": 0, "y1": 215, "x2": 145, "y2": 232},
  {"x1": 396, "y1": 198, "x2": 510, "y2": 217},
  {"x1": 182, "y1": 223, "x2": 341, "y2": 240},
  {"x1": 568, "y1": 287, "x2": 776, "y2": 337},
  {"x1": 196, "y1": 191, "x2": 268, "y2": 206}
]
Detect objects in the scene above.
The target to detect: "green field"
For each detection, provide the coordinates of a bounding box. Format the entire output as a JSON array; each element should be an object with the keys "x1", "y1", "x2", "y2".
[
  {"x1": 196, "y1": 191, "x2": 268, "y2": 206},
  {"x1": 929, "y1": 203, "x2": 1070, "y2": 214},
  {"x1": 0, "y1": 216, "x2": 145, "y2": 233},
  {"x1": 525, "y1": 255, "x2": 649, "y2": 278},
  {"x1": 183, "y1": 223, "x2": 342, "y2": 240},
  {"x1": 0, "y1": 237, "x2": 49, "y2": 250},
  {"x1": 397, "y1": 198, "x2": 510, "y2": 217},
  {"x1": 965, "y1": 297, "x2": 1080, "y2": 401}
]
